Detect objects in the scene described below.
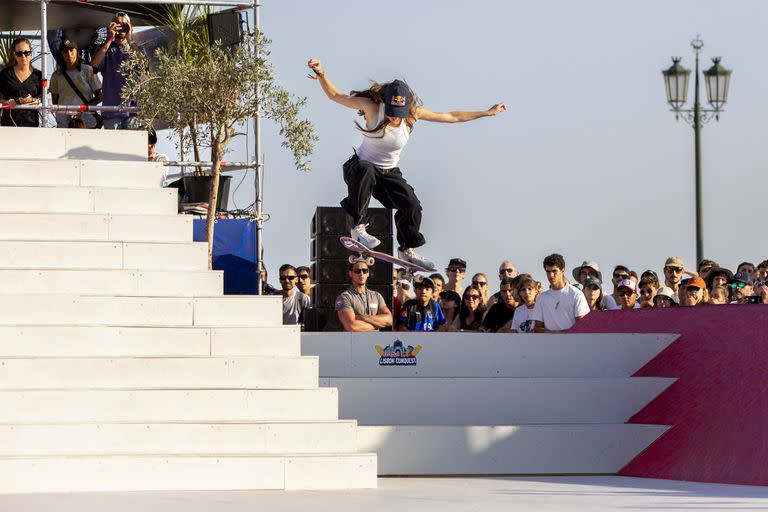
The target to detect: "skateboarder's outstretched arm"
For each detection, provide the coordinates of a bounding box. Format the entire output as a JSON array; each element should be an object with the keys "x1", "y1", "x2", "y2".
[
  {"x1": 414, "y1": 103, "x2": 506, "y2": 123},
  {"x1": 307, "y1": 59, "x2": 378, "y2": 121}
]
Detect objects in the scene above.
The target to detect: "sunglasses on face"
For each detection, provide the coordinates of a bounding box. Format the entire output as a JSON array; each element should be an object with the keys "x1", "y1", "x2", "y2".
[
  {"x1": 613, "y1": 273, "x2": 630, "y2": 280},
  {"x1": 464, "y1": 294, "x2": 481, "y2": 300},
  {"x1": 447, "y1": 267, "x2": 465, "y2": 273},
  {"x1": 14, "y1": 50, "x2": 32, "y2": 57},
  {"x1": 729, "y1": 282, "x2": 748, "y2": 288},
  {"x1": 472, "y1": 280, "x2": 487, "y2": 287},
  {"x1": 686, "y1": 286, "x2": 702, "y2": 292},
  {"x1": 500, "y1": 268, "x2": 515, "y2": 274},
  {"x1": 352, "y1": 268, "x2": 369, "y2": 275},
  {"x1": 617, "y1": 290, "x2": 634, "y2": 297},
  {"x1": 279, "y1": 275, "x2": 297, "y2": 281},
  {"x1": 640, "y1": 288, "x2": 654, "y2": 295},
  {"x1": 665, "y1": 267, "x2": 683, "y2": 274},
  {"x1": 297, "y1": 274, "x2": 310, "y2": 280}
]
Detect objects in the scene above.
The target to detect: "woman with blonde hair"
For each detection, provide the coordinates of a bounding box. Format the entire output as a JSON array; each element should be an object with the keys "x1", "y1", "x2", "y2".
[
  {"x1": 307, "y1": 58, "x2": 505, "y2": 270},
  {"x1": 680, "y1": 276, "x2": 709, "y2": 306},
  {"x1": 0, "y1": 38, "x2": 42, "y2": 127}
]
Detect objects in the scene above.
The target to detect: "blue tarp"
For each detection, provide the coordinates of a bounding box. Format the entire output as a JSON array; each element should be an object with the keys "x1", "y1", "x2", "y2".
[{"x1": 193, "y1": 218, "x2": 258, "y2": 295}]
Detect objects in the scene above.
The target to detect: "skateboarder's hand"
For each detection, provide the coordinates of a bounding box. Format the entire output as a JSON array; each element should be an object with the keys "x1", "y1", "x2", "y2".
[
  {"x1": 486, "y1": 103, "x2": 506, "y2": 116},
  {"x1": 307, "y1": 59, "x2": 324, "y2": 79}
]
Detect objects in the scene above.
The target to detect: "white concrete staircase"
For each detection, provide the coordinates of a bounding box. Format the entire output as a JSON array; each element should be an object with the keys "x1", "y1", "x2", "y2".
[
  {"x1": 302, "y1": 331, "x2": 678, "y2": 475},
  {"x1": 0, "y1": 127, "x2": 376, "y2": 492}
]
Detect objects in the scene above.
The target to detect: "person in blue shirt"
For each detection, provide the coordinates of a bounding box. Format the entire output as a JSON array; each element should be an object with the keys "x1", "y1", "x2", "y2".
[{"x1": 398, "y1": 275, "x2": 446, "y2": 332}]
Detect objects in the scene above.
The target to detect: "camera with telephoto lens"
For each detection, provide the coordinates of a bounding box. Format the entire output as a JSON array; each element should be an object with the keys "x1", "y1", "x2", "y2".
[{"x1": 745, "y1": 296, "x2": 761, "y2": 304}]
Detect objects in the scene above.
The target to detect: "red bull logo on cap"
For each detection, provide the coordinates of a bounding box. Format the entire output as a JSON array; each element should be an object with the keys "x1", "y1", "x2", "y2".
[{"x1": 390, "y1": 95, "x2": 406, "y2": 107}]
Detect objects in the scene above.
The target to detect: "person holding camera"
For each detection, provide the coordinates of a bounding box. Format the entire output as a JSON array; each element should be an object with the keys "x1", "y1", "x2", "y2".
[{"x1": 90, "y1": 12, "x2": 140, "y2": 129}]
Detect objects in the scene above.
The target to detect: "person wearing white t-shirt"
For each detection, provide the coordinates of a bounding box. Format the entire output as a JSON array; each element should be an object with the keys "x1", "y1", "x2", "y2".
[
  {"x1": 531, "y1": 253, "x2": 590, "y2": 332},
  {"x1": 511, "y1": 275, "x2": 540, "y2": 333}
]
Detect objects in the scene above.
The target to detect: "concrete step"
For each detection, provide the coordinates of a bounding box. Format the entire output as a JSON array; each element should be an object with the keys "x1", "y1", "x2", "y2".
[
  {"x1": 0, "y1": 159, "x2": 164, "y2": 188},
  {"x1": 0, "y1": 453, "x2": 377, "y2": 492},
  {"x1": 0, "y1": 356, "x2": 320, "y2": 390},
  {"x1": 0, "y1": 213, "x2": 191, "y2": 243},
  {"x1": 0, "y1": 295, "x2": 282, "y2": 327},
  {"x1": 0, "y1": 269, "x2": 223, "y2": 296},
  {"x1": 0, "y1": 241, "x2": 208, "y2": 270},
  {"x1": 0, "y1": 421, "x2": 359, "y2": 456},
  {"x1": 0, "y1": 186, "x2": 177, "y2": 215},
  {"x1": 304, "y1": 332, "x2": 678, "y2": 378},
  {"x1": 358, "y1": 424, "x2": 669, "y2": 475},
  {"x1": 0, "y1": 388, "x2": 339, "y2": 422},
  {"x1": 0, "y1": 127, "x2": 147, "y2": 161},
  {"x1": 324, "y1": 377, "x2": 675, "y2": 425},
  {"x1": 0, "y1": 326, "x2": 301, "y2": 357}
]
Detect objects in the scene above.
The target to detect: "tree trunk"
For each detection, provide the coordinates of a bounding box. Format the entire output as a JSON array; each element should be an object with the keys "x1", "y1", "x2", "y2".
[{"x1": 205, "y1": 139, "x2": 223, "y2": 270}]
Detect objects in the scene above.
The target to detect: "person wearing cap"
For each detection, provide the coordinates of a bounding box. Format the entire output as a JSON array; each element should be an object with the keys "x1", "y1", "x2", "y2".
[
  {"x1": 572, "y1": 261, "x2": 602, "y2": 288},
  {"x1": 481, "y1": 277, "x2": 519, "y2": 332},
  {"x1": 581, "y1": 277, "x2": 605, "y2": 311},
  {"x1": 603, "y1": 265, "x2": 632, "y2": 310},
  {"x1": 444, "y1": 258, "x2": 467, "y2": 293},
  {"x1": 307, "y1": 59, "x2": 505, "y2": 270},
  {"x1": 531, "y1": 254, "x2": 590, "y2": 332},
  {"x1": 398, "y1": 275, "x2": 446, "y2": 332},
  {"x1": 662, "y1": 256, "x2": 688, "y2": 302},
  {"x1": 729, "y1": 272, "x2": 754, "y2": 304},
  {"x1": 680, "y1": 276, "x2": 708, "y2": 307},
  {"x1": 50, "y1": 39, "x2": 103, "y2": 129},
  {"x1": 336, "y1": 259, "x2": 392, "y2": 332},
  {"x1": 653, "y1": 287, "x2": 678, "y2": 308},
  {"x1": 90, "y1": 12, "x2": 140, "y2": 129},
  {"x1": 486, "y1": 260, "x2": 520, "y2": 308},
  {"x1": 615, "y1": 279, "x2": 641, "y2": 310}
]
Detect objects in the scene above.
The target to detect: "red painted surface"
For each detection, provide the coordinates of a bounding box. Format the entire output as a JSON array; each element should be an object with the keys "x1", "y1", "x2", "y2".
[{"x1": 571, "y1": 305, "x2": 768, "y2": 485}]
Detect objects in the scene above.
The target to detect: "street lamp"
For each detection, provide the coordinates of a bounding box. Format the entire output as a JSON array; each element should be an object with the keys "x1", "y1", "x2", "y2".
[{"x1": 662, "y1": 36, "x2": 732, "y2": 264}]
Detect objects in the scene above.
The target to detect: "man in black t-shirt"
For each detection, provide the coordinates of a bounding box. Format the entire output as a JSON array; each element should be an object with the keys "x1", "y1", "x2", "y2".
[{"x1": 481, "y1": 277, "x2": 518, "y2": 332}]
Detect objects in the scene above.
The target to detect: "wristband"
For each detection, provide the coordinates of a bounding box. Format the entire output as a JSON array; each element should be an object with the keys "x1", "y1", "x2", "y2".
[{"x1": 107, "y1": 36, "x2": 114, "y2": 42}]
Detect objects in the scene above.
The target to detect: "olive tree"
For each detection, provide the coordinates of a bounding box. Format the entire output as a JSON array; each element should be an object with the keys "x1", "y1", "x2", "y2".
[{"x1": 121, "y1": 33, "x2": 317, "y2": 268}]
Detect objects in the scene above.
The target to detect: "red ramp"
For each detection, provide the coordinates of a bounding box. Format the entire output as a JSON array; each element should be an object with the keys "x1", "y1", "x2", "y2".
[{"x1": 571, "y1": 305, "x2": 768, "y2": 485}]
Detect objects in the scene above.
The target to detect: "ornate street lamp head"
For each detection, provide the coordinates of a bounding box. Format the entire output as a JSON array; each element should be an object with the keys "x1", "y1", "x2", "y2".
[
  {"x1": 662, "y1": 57, "x2": 691, "y2": 110},
  {"x1": 703, "y1": 57, "x2": 732, "y2": 111}
]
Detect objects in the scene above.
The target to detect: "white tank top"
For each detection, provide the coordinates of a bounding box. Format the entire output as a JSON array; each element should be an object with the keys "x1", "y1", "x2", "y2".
[{"x1": 355, "y1": 103, "x2": 411, "y2": 169}]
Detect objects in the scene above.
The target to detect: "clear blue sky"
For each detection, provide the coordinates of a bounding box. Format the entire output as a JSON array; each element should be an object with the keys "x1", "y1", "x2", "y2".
[{"x1": 159, "y1": 0, "x2": 768, "y2": 284}]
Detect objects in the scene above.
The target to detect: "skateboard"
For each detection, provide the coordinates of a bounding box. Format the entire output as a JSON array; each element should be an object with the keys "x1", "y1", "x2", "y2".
[{"x1": 339, "y1": 236, "x2": 432, "y2": 273}]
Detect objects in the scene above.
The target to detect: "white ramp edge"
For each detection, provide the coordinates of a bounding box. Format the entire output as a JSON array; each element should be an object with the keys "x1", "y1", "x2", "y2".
[
  {"x1": 326, "y1": 377, "x2": 675, "y2": 425},
  {"x1": 358, "y1": 424, "x2": 670, "y2": 475},
  {"x1": 0, "y1": 127, "x2": 148, "y2": 161}
]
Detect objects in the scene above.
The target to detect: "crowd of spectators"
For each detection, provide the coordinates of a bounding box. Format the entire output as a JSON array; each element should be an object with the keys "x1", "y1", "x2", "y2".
[
  {"x1": 1, "y1": 13, "x2": 138, "y2": 130},
  {"x1": 271, "y1": 254, "x2": 768, "y2": 332}
]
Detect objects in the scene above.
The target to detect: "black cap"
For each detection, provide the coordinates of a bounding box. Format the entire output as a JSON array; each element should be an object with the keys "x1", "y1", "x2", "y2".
[
  {"x1": 61, "y1": 39, "x2": 77, "y2": 50},
  {"x1": 439, "y1": 290, "x2": 462, "y2": 303},
  {"x1": 447, "y1": 258, "x2": 467, "y2": 270},
  {"x1": 384, "y1": 80, "x2": 412, "y2": 118}
]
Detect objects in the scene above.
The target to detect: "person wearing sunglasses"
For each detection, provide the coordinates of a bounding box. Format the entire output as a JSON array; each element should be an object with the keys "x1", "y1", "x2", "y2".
[
  {"x1": 679, "y1": 276, "x2": 709, "y2": 307},
  {"x1": 336, "y1": 259, "x2": 392, "y2": 332},
  {"x1": 696, "y1": 259, "x2": 719, "y2": 281},
  {"x1": 470, "y1": 273, "x2": 490, "y2": 306},
  {"x1": 90, "y1": 12, "x2": 141, "y2": 129},
  {"x1": 662, "y1": 256, "x2": 689, "y2": 303},
  {"x1": 295, "y1": 266, "x2": 313, "y2": 299},
  {"x1": 398, "y1": 275, "x2": 446, "y2": 332},
  {"x1": 307, "y1": 59, "x2": 505, "y2": 271},
  {"x1": 49, "y1": 39, "x2": 103, "y2": 129},
  {"x1": 274, "y1": 264, "x2": 311, "y2": 325},
  {"x1": 444, "y1": 258, "x2": 467, "y2": 294},
  {"x1": 728, "y1": 272, "x2": 754, "y2": 304},
  {"x1": 455, "y1": 285, "x2": 486, "y2": 332},
  {"x1": 0, "y1": 38, "x2": 42, "y2": 127},
  {"x1": 615, "y1": 280, "x2": 641, "y2": 310},
  {"x1": 603, "y1": 264, "x2": 632, "y2": 310},
  {"x1": 637, "y1": 275, "x2": 659, "y2": 309},
  {"x1": 486, "y1": 260, "x2": 520, "y2": 308}
]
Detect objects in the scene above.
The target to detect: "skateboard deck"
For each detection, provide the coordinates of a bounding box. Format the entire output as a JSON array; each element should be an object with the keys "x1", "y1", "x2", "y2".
[{"x1": 339, "y1": 236, "x2": 431, "y2": 273}]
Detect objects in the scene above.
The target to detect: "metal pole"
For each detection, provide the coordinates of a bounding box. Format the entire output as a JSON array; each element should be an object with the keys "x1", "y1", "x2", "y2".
[
  {"x1": 253, "y1": 1, "x2": 264, "y2": 295},
  {"x1": 39, "y1": 0, "x2": 49, "y2": 127},
  {"x1": 692, "y1": 39, "x2": 704, "y2": 264}
]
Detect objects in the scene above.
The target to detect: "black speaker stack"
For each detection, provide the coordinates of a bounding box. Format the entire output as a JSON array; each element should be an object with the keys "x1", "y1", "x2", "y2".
[{"x1": 309, "y1": 207, "x2": 393, "y2": 331}]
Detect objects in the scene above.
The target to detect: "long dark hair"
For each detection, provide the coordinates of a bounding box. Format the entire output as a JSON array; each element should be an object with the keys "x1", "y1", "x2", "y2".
[
  {"x1": 8, "y1": 38, "x2": 34, "y2": 71},
  {"x1": 458, "y1": 285, "x2": 485, "y2": 330},
  {"x1": 56, "y1": 45, "x2": 82, "y2": 71},
  {"x1": 350, "y1": 80, "x2": 421, "y2": 137}
]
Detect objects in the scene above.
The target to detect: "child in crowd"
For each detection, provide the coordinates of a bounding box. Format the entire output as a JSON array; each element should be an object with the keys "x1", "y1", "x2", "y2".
[
  {"x1": 511, "y1": 276, "x2": 540, "y2": 333},
  {"x1": 709, "y1": 285, "x2": 729, "y2": 305},
  {"x1": 398, "y1": 275, "x2": 446, "y2": 332}
]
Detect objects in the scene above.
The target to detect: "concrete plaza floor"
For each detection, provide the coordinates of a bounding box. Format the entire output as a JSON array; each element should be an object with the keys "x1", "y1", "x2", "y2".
[{"x1": 2, "y1": 476, "x2": 768, "y2": 511}]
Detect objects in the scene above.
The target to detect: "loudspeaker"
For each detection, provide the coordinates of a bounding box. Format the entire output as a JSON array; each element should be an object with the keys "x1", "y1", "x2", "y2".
[
  {"x1": 312, "y1": 307, "x2": 343, "y2": 332},
  {"x1": 311, "y1": 284, "x2": 392, "y2": 310},
  {"x1": 311, "y1": 207, "x2": 392, "y2": 237},
  {"x1": 312, "y1": 259, "x2": 392, "y2": 286},
  {"x1": 311, "y1": 234, "x2": 393, "y2": 261},
  {"x1": 207, "y1": 10, "x2": 243, "y2": 47}
]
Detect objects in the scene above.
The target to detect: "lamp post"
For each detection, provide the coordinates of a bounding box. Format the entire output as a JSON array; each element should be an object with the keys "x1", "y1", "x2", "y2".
[{"x1": 662, "y1": 36, "x2": 732, "y2": 264}]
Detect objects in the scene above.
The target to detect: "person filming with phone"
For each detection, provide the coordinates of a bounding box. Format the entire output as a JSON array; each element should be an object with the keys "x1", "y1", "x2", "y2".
[{"x1": 90, "y1": 12, "x2": 140, "y2": 129}]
